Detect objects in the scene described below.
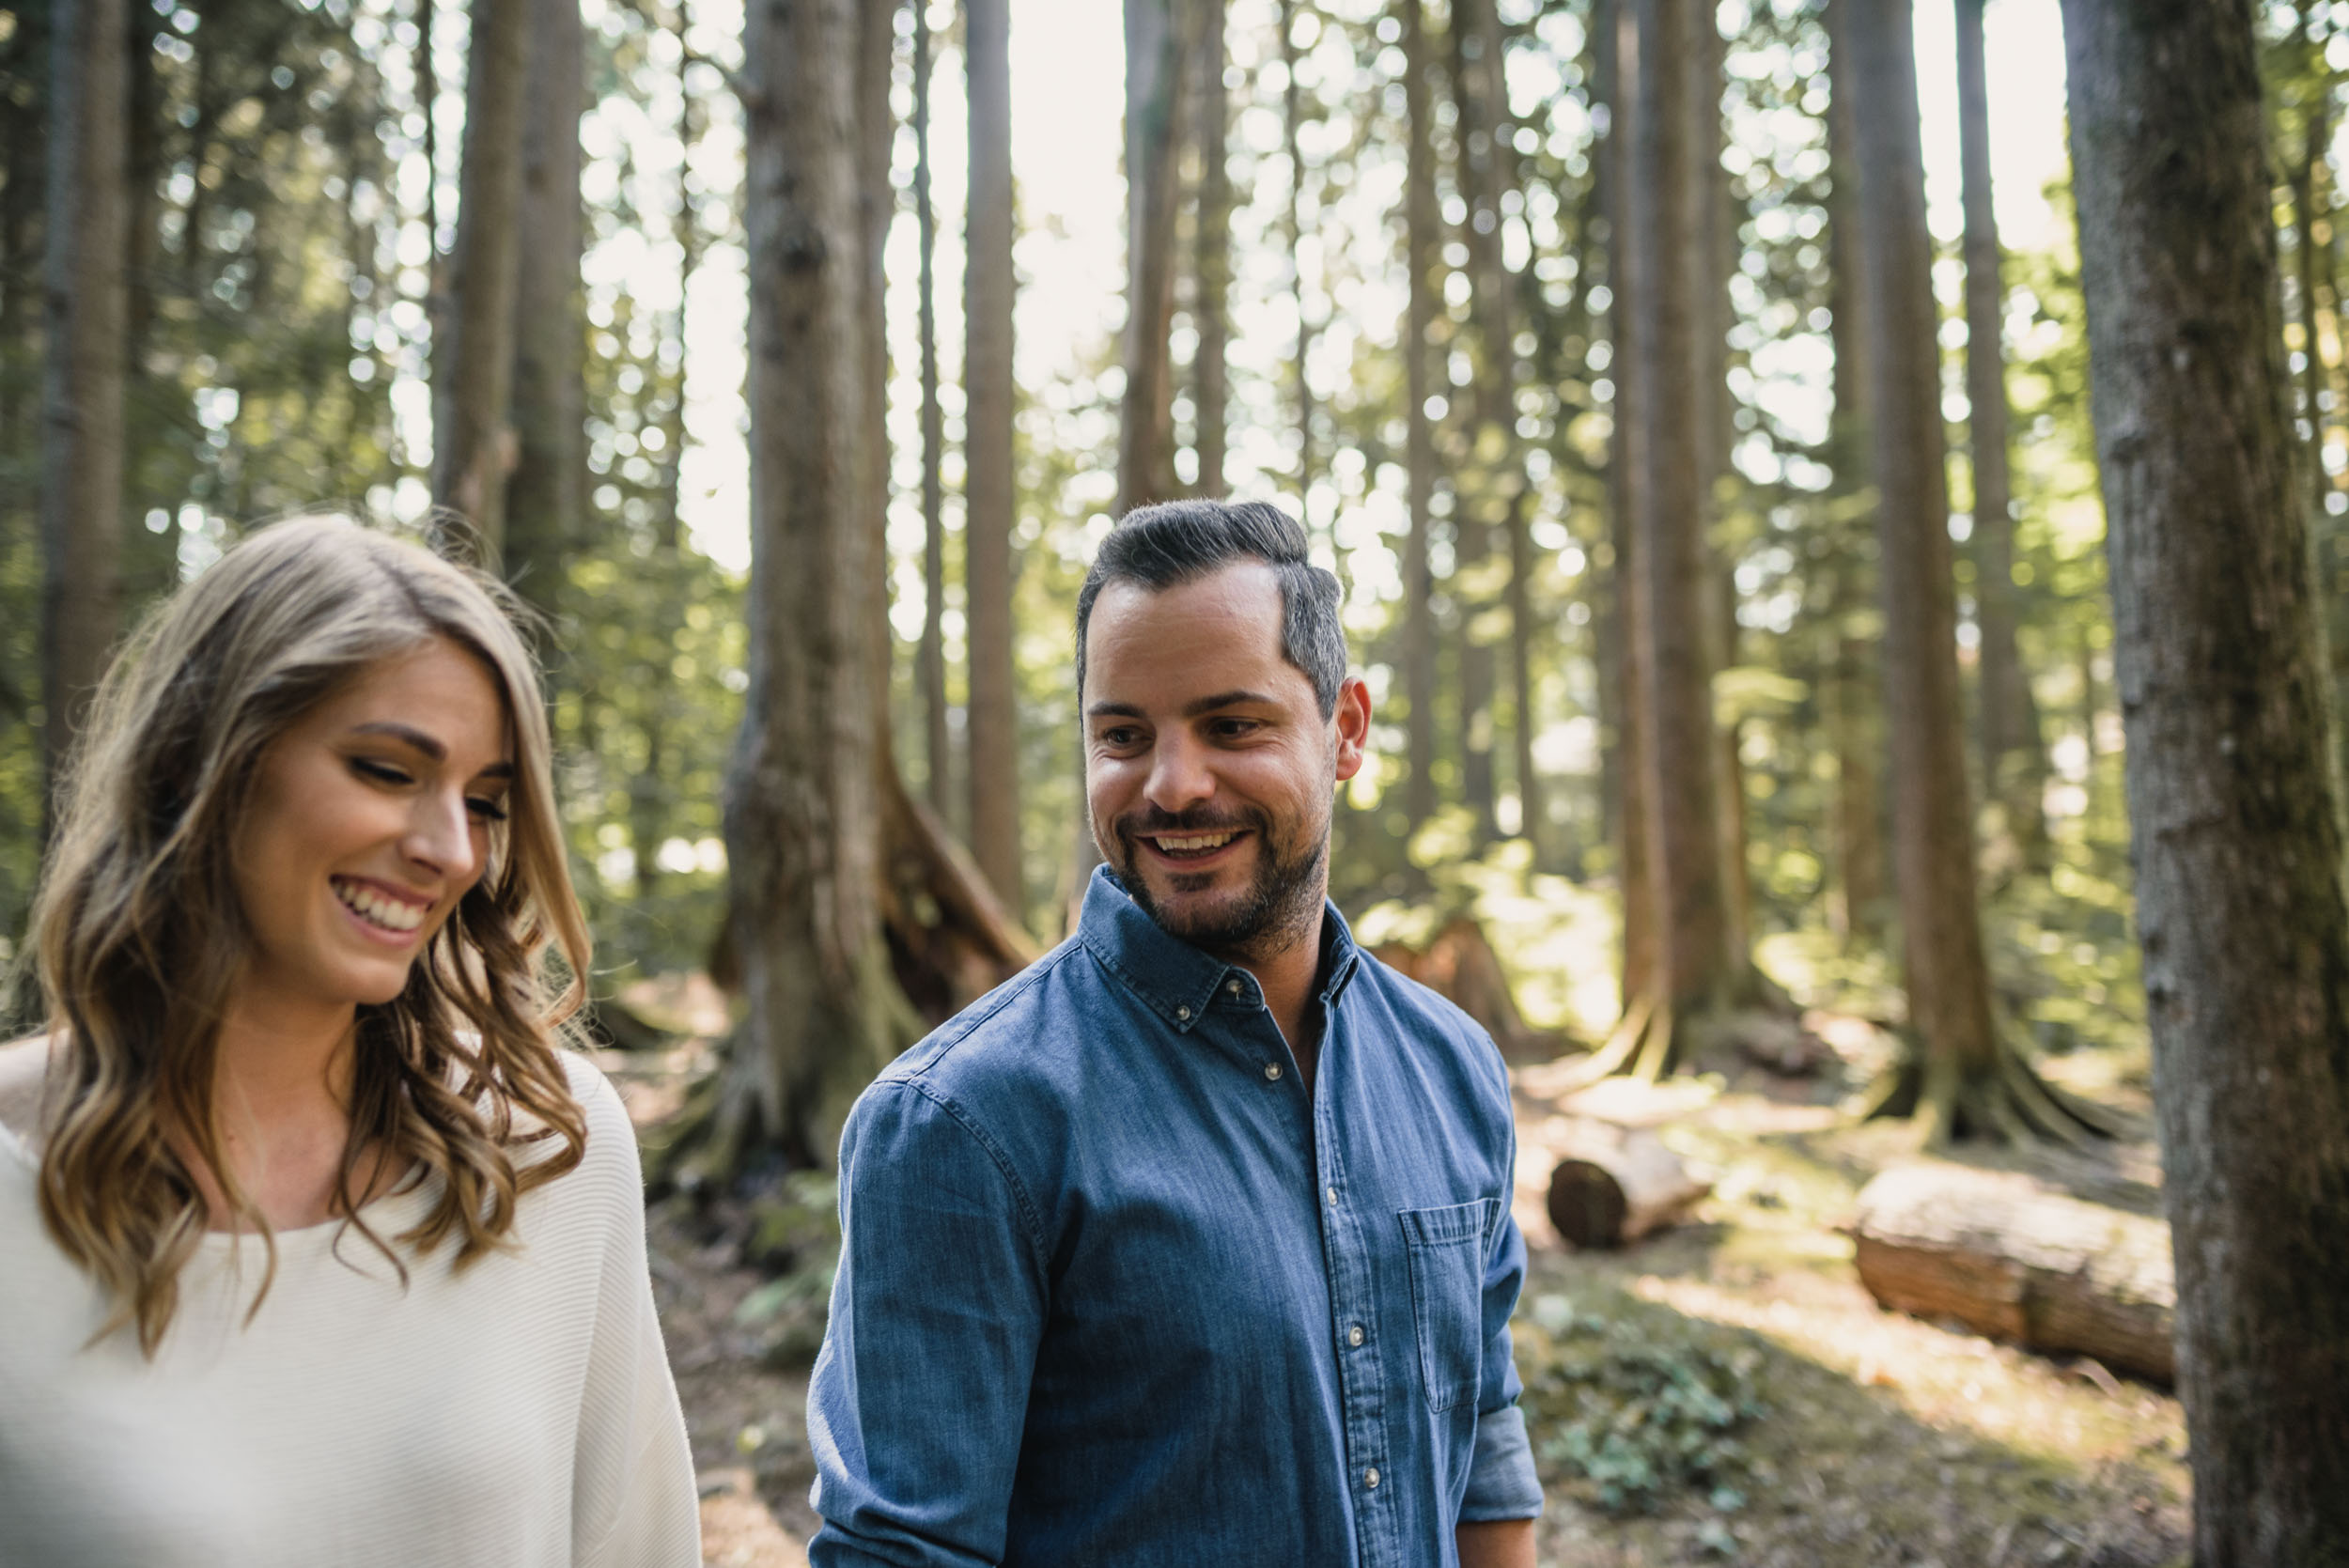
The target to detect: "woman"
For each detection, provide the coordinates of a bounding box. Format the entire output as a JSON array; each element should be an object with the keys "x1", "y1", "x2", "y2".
[{"x1": 0, "y1": 516, "x2": 700, "y2": 1566}]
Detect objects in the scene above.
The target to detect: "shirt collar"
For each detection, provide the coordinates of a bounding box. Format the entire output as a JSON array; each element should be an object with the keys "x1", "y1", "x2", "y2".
[{"x1": 1077, "y1": 864, "x2": 1361, "y2": 1032}]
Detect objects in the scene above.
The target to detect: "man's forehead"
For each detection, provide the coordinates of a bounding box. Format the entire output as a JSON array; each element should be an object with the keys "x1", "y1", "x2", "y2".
[{"x1": 1084, "y1": 564, "x2": 1310, "y2": 706}]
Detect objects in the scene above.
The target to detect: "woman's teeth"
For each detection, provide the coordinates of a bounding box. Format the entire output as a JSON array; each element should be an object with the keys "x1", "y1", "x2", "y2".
[
  {"x1": 333, "y1": 877, "x2": 426, "y2": 932},
  {"x1": 1154, "y1": 831, "x2": 1237, "y2": 856}
]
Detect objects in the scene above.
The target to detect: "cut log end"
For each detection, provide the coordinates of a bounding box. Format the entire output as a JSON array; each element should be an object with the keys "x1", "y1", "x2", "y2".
[{"x1": 1543, "y1": 1131, "x2": 1709, "y2": 1249}]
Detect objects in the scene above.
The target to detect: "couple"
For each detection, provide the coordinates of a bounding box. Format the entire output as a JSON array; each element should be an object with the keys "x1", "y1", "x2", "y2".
[{"x1": 0, "y1": 500, "x2": 1538, "y2": 1567}]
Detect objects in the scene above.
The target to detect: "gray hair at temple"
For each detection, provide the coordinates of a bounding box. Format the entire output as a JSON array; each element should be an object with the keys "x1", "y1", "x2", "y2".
[{"x1": 1073, "y1": 500, "x2": 1349, "y2": 718}]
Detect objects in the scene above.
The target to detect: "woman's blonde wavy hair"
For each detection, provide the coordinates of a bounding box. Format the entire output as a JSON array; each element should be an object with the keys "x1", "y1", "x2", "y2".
[{"x1": 28, "y1": 514, "x2": 591, "y2": 1356}]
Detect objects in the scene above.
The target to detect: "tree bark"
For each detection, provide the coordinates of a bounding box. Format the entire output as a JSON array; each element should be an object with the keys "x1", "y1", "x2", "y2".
[
  {"x1": 966, "y1": 0, "x2": 1022, "y2": 913},
  {"x1": 504, "y1": 0, "x2": 585, "y2": 616},
  {"x1": 40, "y1": 0, "x2": 129, "y2": 828},
  {"x1": 1116, "y1": 0, "x2": 1188, "y2": 514},
  {"x1": 1629, "y1": 0, "x2": 1735, "y2": 1019},
  {"x1": 1402, "y1": 0, "x2": 1439, "y2": 831},
  {"x1": 1954, "y1": 0, "x2": 2048, "y2": 870},
  {"x1": 1821, "y1": 0, "x2": 1886, "y2": 947},
  {"x1": 432, "y1": 0, "x2": 530, "y2": 548},
  {"x1": 728, "y1": 0, "x2": 908, "y2": 1168},
  {"x1": 2062, "y1": 0, "x2": 2349, "y2": 1547},
  {"x1": 915, "y1": 0, "x2": 951, "y2": 821},
  {"x1": 1193, "y1": 0, "x2": 1228, "y2": 497}
]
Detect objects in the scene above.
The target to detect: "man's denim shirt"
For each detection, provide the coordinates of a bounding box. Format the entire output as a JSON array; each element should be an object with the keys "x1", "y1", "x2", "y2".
[{"x1": 806, "y1": 866, "x2": 1545, "y2": 1567}]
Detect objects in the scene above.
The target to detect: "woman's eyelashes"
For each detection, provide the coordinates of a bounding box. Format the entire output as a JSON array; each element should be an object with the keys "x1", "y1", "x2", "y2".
[{"x1": 348, "y1": 754, "x2": 508, "y2": 822}]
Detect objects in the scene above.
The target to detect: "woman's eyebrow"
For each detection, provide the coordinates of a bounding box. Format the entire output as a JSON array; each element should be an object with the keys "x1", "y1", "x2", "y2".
[{"x1": 348, "y1": 722, "x2": 514, "y2": 779}]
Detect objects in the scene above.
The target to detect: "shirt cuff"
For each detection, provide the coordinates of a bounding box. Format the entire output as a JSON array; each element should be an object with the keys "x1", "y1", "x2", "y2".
[{"x1": 1458, "y1": 1403, "x2": 1545, "y2": 1522}]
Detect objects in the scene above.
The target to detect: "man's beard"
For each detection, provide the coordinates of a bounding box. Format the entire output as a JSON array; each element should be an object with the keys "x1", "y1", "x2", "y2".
[{"x1": 1108, "y1": 803, "x2": 1330, "y2": 963}]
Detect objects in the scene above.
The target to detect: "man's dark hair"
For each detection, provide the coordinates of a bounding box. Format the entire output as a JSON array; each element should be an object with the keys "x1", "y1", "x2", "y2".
[{"x1": 1075, "y1": 500, "x2": 1347, "y2": 718}]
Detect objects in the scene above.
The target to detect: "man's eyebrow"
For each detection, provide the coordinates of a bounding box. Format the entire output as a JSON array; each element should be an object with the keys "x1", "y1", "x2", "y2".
[
  {"x1": 349, "y1": 722, "x2": 515, "y2": 780},
  {"x1": 1183, "y1": 690, "x2": 1278, "y2": 718},
  {"x1": 1085, "y1": 701, "x2": 1146, "y2": 721}
]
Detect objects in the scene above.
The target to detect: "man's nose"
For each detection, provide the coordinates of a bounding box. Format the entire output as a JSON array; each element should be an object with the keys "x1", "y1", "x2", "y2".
[{"x1": 1143, "y1": 730, "x2": 1216, "y2": 814}]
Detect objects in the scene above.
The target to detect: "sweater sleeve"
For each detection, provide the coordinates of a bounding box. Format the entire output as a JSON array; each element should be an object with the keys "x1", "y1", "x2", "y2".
[{"x1": 566, "y1": 1061, "x2": 702, "y2": 1568}]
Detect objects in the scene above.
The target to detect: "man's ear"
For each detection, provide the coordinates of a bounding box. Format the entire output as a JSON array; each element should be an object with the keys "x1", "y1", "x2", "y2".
[{"x1": 1331, "y1": 675, "x2": 1372, "y2": 784}]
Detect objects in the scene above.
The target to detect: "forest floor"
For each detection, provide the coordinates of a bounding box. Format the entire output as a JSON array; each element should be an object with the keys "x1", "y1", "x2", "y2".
[{"x1": 607, "y1": 992, "x2": 2188, "y2": 1568}]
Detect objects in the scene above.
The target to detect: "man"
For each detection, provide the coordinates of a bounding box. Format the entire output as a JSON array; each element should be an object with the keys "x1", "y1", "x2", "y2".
[{"x1": 806, "y1": 501, "x2": 1543, "y2": 1567}]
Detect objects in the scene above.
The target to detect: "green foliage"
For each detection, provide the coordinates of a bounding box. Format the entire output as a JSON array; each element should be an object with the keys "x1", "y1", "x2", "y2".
[
  {"x1": 732, "y1": 1171, "x2": 842, "y2": 1368},
  {"x1": 1518, "y1": 1292, "x2": 1768, "y2": 1517}
]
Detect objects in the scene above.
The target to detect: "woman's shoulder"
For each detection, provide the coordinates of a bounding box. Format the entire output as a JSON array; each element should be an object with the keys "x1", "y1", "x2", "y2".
[{"x1": 0, "y1": 1033, "x2": 54, "y2": 1144}]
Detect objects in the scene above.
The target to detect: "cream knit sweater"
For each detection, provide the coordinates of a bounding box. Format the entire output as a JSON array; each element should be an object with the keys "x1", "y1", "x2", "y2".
[{"x1": 0, "y1": 1051, "x2": 701, "y2": 1568}]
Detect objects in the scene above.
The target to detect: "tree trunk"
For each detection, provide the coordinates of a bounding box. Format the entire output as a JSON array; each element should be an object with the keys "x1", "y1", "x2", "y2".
[
  {"x1": 40, "y1": 0, "x2": 128, "y2": 828},
  {"x1": 1852, "y1": 1165, "x2": 2174, "y2": 1384},
  {"x1": 1822, "y1": 0, "x2": 1886, "y2": 946},
  {"x1": 1281, "y1": 0, "x2": 1316, "y2": 529},
  {"x1": 2062, "y1": 0, "x2": 2349, "y2": 1547},
  {"x1": 915, "y1": 0, "x2": 950, "y2": 821},
  {"x1": 1852, "y1": 0, "x2": 2093, "y2": 1146},
  {"x1": 1193, "y1": 0, "x2": 1228, "y2": 498},
  {"x1": 966, "y1": 0, "x2": 1022, "y2": 913},
  {"x1": 1450, "y1": 0, "x2": 1502, "y2": 849},
  {"x1": 1954, "y1": 0, "x2": 2047, "y2": 871},
  {"x1": 1402, "y1": 0, "x2": 1439, "y2": 832},
  {"x1": 504, "y1": 0, "x2": 585, "y2": 617},
  {"x1": 727, "y1": 0, "x2": 909, "y2": 1169},
  {"x1": 1629, "y1": 0, "x2": 1735, "y2": 1020},
  {"x1": 1598, "y1": 0, "x2": 1658, "y2": 1010},
  {"x1": 432, "y1": 0, "x2": 531, "y2": 548},
  {"x1": 633, "y1": 8, "x2": 708, "y2": 901},
  {"x1": 1116, "y1": 0, "x2": 1188, "y2": 514}
]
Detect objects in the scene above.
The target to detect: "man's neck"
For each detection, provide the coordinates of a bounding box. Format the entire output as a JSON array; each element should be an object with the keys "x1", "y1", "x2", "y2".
[{"x1": 1233, "y1": 908, "x2": 1326, "y2": 1075}]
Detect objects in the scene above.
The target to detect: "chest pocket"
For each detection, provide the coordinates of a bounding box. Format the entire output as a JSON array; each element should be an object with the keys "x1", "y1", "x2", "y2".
[{"x1": 1397, "y1": 1199, "x2": 1492, "y2": 1414}]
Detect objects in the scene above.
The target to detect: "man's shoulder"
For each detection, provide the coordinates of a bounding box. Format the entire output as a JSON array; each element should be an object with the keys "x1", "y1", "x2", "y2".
[
  {"x1": 867, "y1": 936, "x2": 1103, "y2": 1107},
  {"x1": 1346, "y1": 952, "x2": 1514, "y2": 1100}
]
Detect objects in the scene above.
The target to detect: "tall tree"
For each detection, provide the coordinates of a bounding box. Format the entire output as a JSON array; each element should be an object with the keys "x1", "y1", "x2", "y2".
[
  {"x1": 966, "y1": 0, "x2": 1021, "y2": 912},
  {"x1": 1116, "y1": 0, "x2": 1188, "y2": 513},
  {"x1": 432, "y1": 0, "x2": 531, "y2": 547},
  {"x1": 1401, "y1": 0, "x2": 1438, "y2": 831},
  {"x1": 1193, "y1": 0, "x2": 1229, "y2": 497},
  {"x1": 1597, "y1": 0, "x2": 1659, "y2": 1009},
  {"x1": 1953, "y1": 0, "x2": 2047, "y2": 867},
  {"x1": 1446, "y1": 0, "x2": 1497, "y2": 846},
  {"x1": 1820, "y1": 0, "x2": 1886, "y2": 945},
  {"x1": 915, "y1": 0, "x2": 951, "y2": 820},
  {"x1": 39, "y1": 0, "x2": 129, "y2": 824},
  {"x1": 2063, "y1": 0, "x2": 2349, "y2": 1548},
  {"x1": 504, "y1": 0, "x2": 586, "y2": 614},
  {"x1": 1454, "y1": 0, "x2": 1544, "y2": 853},
  {"x1": 1849, "y1": 0, "x2": 2096, "y2": 1143},
  {"x1": 1280, "y1": 0, "x2": 1316, "y2": 527},
  {"x1": 1630, "y1": 0, "x2": 1738, "y2": 1028},
  {"x1": 727, "y1": 0, "x2": 905, "y2": 1164}
]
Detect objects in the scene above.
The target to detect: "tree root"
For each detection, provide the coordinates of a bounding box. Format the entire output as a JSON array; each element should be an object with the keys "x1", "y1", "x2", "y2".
[{"x1": 1864, "y1": 1027, "x2": 2129, "y2": 1150}]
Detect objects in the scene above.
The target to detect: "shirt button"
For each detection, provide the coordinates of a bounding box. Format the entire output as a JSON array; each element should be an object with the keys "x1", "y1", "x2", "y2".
[
  {"x1": 1326, "y1": 1186, "x2": 1338, "y2": 1207},
  {"x1": 1364, "y1": 1467, "x2": 1379, "y2": 1489},
  {"x1": 1348, "y1": 1325, "x2": 1364, "y2": 1346},
  {"x1": 1226, "y1": 979, "x2": 1243, "y2": 995},
  {"x1": 1264, "y1": 1062, "x2": 1283, "y2": 1080},
  {"x1": 1175, "y1": 1005, "x2": 1191, "y2": 1021}
]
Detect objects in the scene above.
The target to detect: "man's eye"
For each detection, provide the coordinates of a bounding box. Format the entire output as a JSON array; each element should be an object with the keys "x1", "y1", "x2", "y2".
[
  {"x1": 1211, "y1": 719, "x2": 1260, "y2": 738},
  {"x1": 1098, "y1": 728, "x2": 1143, "y2": 749}
]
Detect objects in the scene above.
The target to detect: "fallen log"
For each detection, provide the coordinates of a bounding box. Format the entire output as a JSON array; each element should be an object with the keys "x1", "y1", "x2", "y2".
[
  {"x1": 1850, "y1": 1163, "x2": 2175, "y2": 1383},
  {"x1": 1545, "y1": 1128, "x2": 1710, "y2": 1249}
]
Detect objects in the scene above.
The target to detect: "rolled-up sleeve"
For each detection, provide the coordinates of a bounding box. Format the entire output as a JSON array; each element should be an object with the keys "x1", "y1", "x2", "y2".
[
  {"x1": 1458, "y1": 1153, "x2": 1543, "y2": 1523},
  {"x1": 807, "y1": 1080, "x2": 1047, "y2": 1567}
]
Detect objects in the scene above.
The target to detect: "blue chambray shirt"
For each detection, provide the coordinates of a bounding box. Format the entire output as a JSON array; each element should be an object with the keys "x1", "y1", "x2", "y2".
[{"x1": 806, "y1": 865, "x2": 1544, "y2": 1567}]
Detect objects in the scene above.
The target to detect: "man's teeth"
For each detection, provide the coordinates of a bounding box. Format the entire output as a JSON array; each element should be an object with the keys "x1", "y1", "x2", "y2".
[
  {"x1": 1155, "y1": 831, "x2": 1237, "y2": 854},
  {"x1": 334, "y1": 878, "x2": 426, "y2": 932}
]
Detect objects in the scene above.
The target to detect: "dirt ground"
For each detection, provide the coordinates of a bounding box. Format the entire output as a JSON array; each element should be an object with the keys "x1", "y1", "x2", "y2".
[{"x1": 606, "y1": 1017, "x2": 2189, "y2": 1568}]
